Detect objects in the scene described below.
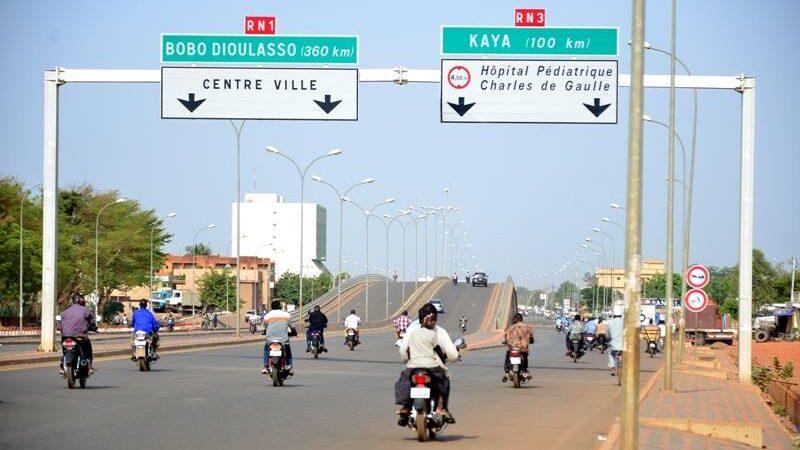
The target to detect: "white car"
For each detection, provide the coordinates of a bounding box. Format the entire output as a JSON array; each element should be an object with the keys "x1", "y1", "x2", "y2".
[{"x1": 429, "y1": 299, "x2": 445, "y2": 314}]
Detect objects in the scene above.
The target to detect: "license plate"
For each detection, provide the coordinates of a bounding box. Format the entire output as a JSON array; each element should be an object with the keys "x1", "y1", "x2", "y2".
[
  {"x1": 649, "y1": 343, "x2": 656, "y2": 348},
  {"x1": 410, "y1": 387, "x2": 430, "y2": 399},
  {"x1": 269, "y1": 350, "x2": 282, "y2": 357},
  {"x1": 509, "y1": 357, "x2": 522, "y2": 365},
  {"x1": 587, "y1": 337, "x2": 594, "y2": 341},
  {"x1": 347, "y1": 331, "x2": 355, "y2": 335},
  {"x1": 134, "y1": 340, "x2": 147, "y2": 346}
]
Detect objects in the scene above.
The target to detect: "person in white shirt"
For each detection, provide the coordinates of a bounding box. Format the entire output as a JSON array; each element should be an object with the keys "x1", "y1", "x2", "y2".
[
  {"x1": 343, "y1": 309, "x2": 361, "y2": 345},
  {"x1": 394, "y1": 303, "x2": 459, "y2": 426},
  {"x1": 606, "y1": 309, "x2": 624, "y2": 376}
]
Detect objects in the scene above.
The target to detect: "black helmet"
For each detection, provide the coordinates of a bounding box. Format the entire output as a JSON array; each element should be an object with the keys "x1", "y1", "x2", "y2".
[
  {"x1": 71, "y1": 293, "x2": 85, "y2": 305},
  {"x1": 350, "y1": 309, "x2": 356, "y2": 315},
  {"x1": 139, "y1": 299, "x2": 148, "y2": 309},
  {"x1": 271, "y1": 300, "x2": 282, "y2": 310}
]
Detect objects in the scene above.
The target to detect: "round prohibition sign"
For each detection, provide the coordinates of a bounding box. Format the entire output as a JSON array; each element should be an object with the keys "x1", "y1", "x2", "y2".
[
  {"x1": 685, "y1": 264, "x2": 710, "y2": 289},
  {"x1": 447, "y1": 65, "x2": 471, "y2": 89},
  {"x1": 684, "y1": 288, "x2": 709, "y2": 313}
]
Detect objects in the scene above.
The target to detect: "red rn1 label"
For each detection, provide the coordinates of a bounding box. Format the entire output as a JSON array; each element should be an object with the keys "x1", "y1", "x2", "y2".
[
  {"x1": 245, "y1": 16, "x2": 276, "y2": 35},
  {"x1": 515, "y1": 8, "x2": 545, "y2": 27}
]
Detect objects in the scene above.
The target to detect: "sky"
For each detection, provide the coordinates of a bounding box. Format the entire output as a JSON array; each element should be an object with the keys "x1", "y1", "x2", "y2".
[{"x1": 1, "y1": 1, "x2": 798, "y2": 290}]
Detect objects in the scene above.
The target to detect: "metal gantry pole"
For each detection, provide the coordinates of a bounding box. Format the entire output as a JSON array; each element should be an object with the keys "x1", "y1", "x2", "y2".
[
  {"x1": 622, "y1": 0, "x2": 645, "y2": 447},
  {"x1": 738, "y1": 75, "x2": 756, "y2": 384},
  {"x1": 663, "y1": 0, "x2": 678, "y2": 391},
  {"x1": 40, "y1": 68, "x2": 60, "y2": 352}
]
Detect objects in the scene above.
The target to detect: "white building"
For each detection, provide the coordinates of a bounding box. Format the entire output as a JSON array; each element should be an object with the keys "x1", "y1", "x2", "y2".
[{"x1": 232, "y1": 193, "x2": 327, "y2": 279}]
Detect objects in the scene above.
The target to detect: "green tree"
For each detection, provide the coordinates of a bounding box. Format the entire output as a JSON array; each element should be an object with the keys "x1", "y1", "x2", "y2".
[
  {"x1": 0, "y1": 178, "x2": 43, "y2": 321},
  {"x1": 275, "y1": 272, "x2": 334, "y2": 305},
  {"x1": 197, "y1": 269, "x2": 237, "y2": 312},
  {"x1": 185, "y1": 243, "x2": 212, "y2": 256},
  {"x1": 641, "y1": 273, "x2": 683, "y2": 300}
]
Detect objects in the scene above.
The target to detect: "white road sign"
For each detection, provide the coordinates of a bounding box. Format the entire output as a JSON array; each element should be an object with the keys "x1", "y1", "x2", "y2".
[
  {"x1": 684, "y1": 288, "x2": 709, "y2": 313},
  {"x1": 441, "y1": 59, "x2": 618, "y2": 124},
  {"x1": 685, "y1": 264, "x2": 710, "y2": 289},
  {"x1": 161, "y1": 67, "x2": 357, "y2": 120}
]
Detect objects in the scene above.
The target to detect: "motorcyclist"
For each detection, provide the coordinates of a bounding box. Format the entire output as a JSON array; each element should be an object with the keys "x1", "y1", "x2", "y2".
[
  {"x1": 607, "y1": 308, "x2": 624, "y2": 376},
  {"x1": 306, "y1": 305, "x2": 328, "y2": 353},
  {"x1": 59, "y1": 293, "x2": 97, "y2": 374},
  {"x1": 394, "y1": 310, "x2": 411, "y2": 339},
  {"x1": 566, "y1": 314, "x2": 585, "y2": 357},
  {"x1": 394, "y1": 303, "x2": 459, "y2": 426},
  {"x1": 458, "y1": 315, "x2": 468, "y2": 333},
  {"x1": 132, "y1": 299, "x2": 160, "y2": 356},
  {"x1": 343, "y1": 309, "x2": 361, "y2": 345},
  {"x1": 262, "y1": 300, "x2": 294, "y2": 375},
  {"x1": 249, "y1": 313, "x2": 259, "y2": 333},
  {"x1": 502, "y1": 312, "x2": 534, "y2": 382},
  {"x1": 596, "y1": 318, "x2": 609, "y2": 351},
  {"x1": 451, "y1": 272, "x2": 458, "y2": 285}
]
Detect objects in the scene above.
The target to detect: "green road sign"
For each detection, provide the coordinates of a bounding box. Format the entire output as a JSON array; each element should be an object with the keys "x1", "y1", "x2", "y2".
[
  {"x1": 441, "y1": 26, "x2": 618, "y2": 56},
  {"x1": 161, "y1": 34, "x2": 359, "y2": 64}
]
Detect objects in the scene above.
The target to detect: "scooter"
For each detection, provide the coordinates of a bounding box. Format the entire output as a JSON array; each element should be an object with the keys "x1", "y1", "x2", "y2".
[
  {"x1": 249, "y1": 320, "x2": 257, "y2": 334},
  {"x1": 568, "y1": 335, "x2": 585, "y2": 362},
  {"x1": 506, "y1": 347, "x2": 530, "y2": 388},
  {"x1": 345, "y1": 328, "x2": 359, "y2": 351}
]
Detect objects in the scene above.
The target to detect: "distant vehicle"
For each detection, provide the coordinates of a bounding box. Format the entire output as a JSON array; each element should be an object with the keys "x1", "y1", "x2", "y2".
[
  {"x1": 429, "y1": 299, "x2": 445, "y2": 314},
  {"x1": 471, "y1": 272, "x2": 488, "y2": 287},
  {"x1": 151, "y1": 288, "x2": 183, "y2": 311},
  {"x1": 684, "y1": 300, "x2": 735, "y2": 345}
]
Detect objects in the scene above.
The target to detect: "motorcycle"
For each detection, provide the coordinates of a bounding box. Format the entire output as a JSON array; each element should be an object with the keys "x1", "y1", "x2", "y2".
[
  {"x1": 345, "y1": 328, "x2": 358, "y2": 351},
  {"x1": 507, "y1": 347, "x2": 529, "y2": 388},
  {"x1": 249, "y1": 320, "x2": 257, "y2": 334},
  {"x1": 595, "y1": 333, "x2": 608, "y2": 354},
  {"x1": 132, "y1": 330, "x2": 157, "y2": 372},
  {"x1": 265, "y1": 341, "x2": 291, "y2": 387},
  {"x1": 405, "y1": 337, "x2": 466, "y2": 442},
  {"x1": 310, "y1": 329, "x2": 324, "y2": 358},
  {"x1": 645, "y1": 337, "x2": 659, "y2": 358},
  {"x1": 459, "y1": 322, "x2": 467, "y2": 334},
  {"x1": 166, "y1": 318, "x2": 175, "y2": 332},
  {"x1": 61, "y1": 336, "x2": 91, "y2": 389},
  {"x1": 584, "y1": 333, "x2": 596, "y2": 351},
  {"x1": 568, "y1": 335, "x2": 585, "y2": 362}
]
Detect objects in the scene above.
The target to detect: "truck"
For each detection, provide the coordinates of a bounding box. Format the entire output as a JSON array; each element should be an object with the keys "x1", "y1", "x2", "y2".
[
  {"x1": 753, "y1": 307, "x2": 796, "y2": 342},
  {"x1": 684, "y1": 299, "x2": 736, "y2": 345},
  {"x1": 150, "y1": 288, "x2": 183, "y2": 312}
]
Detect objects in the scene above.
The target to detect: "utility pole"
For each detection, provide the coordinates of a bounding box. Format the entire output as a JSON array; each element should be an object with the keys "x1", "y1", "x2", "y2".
[{"x1": 622, "y1": 1, "x2": 645, "y2": 448}]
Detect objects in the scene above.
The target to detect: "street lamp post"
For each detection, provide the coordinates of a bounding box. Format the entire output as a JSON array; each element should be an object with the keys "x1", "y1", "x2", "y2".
[
  {"x1": 381, "y1": 211, "x2": 410, "y2": 319},
  {"x1": 191, "y1": 224, "x2": 216, "y2": 316},
  {"x1": 312, "y1": 175, "x2": 375, "y2": 323},
  {"x1": 344, "y1": 197, "x2": 395, "y2": 321},
  {"x1": 441, "y1": 207, "x2": 459, "y2": 276},
  {"x1": 150, "y1": 212, "x2": 177, "y2": 297},
  {"x1": 95, "y1": 198, "x2": 127, "y2": 317},
  {"x1": 266, "y1": 146, "x2": 342, "y2": 328},
  {"x1": 19, "y1": 183, "x2": 41, "y2": 331}
]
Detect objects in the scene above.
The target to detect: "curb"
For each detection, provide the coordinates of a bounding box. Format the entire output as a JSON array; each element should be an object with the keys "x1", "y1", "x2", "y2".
[{"x1": 596, "y1": 362, "x2": 665, "y2": 450}]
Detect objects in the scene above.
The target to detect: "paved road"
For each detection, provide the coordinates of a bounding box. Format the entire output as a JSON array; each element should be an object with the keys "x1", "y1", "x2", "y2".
[
  {"x1": 428, "y1": 282, "x2": 499, "y2": 333},
  {"x1": 0, "y1": 325, "x2": 660, "y2": 450},
  {"x1": 333, "y1": 281, "x2": 416, "y2": 323}
]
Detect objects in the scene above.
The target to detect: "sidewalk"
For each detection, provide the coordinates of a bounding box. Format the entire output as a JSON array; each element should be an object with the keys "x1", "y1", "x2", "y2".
[
  {"x1": 0, "y1": 333, "x2": 264, "y2": 367},
  {"x1": 602, "y1": 344, "x2": 796, "y2": 449}
]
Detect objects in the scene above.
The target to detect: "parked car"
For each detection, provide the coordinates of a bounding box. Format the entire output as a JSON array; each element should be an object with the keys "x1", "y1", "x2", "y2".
[
  {"x1": 429, "y1": 299, "x2": 445, "y2": 314},
  {"x1": 471, "y1": 272, "x2": 488, "y2": 287}
]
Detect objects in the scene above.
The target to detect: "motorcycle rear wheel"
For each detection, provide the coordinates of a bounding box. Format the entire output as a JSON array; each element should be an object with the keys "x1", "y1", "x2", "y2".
[
  {"x1": 512, "y1": 372, "x2": 520, "y2": 388},
  {"x1": 66, "y1": 367, "x2": 75, "y2": 389},
  {"x1": 272, "y1": 367, "x2": 280, "y2": 387},
  {"x1": 139, "y1": 358, "x2": 147, "y2": 372},
  {"x1": 79, "y1": 377, "x2": 87, "y2": 388},
  {"x1": 313, "y1": 346, "x2": 319, "y2": 359},
  {"x1": 416, "y1": 409, "x2": 427, "y2": 442},
  {"x1": 348, "y1": 341, "x2": 354, "y2": 351}
]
